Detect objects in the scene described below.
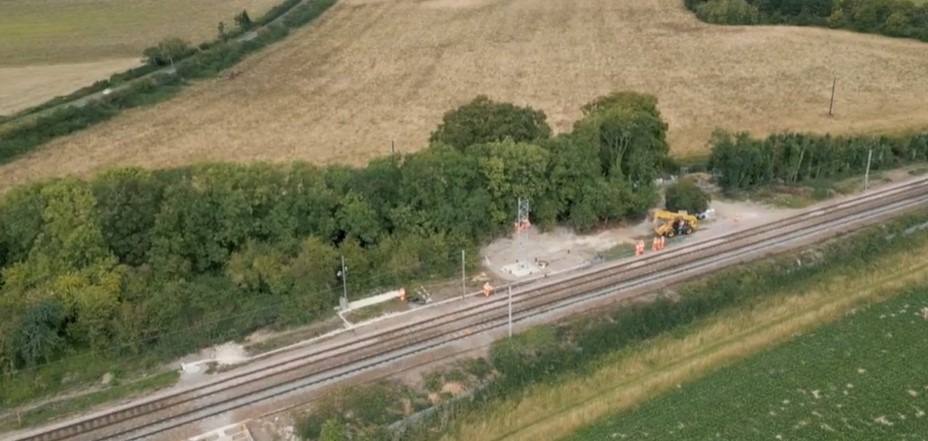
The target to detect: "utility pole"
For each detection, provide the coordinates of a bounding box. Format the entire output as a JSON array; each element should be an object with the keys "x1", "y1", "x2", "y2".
[
  {"x1": 864, "y1": 148, "x2": 873, "y2": 191},
  {"x1": 461, "y1": 249, "x2": 466, "y2": 300},
  {"x1": 516, "y1": 198, "x2": 531, "y2": 271},
  {"x1": 828, "y1": 76, "x2": 837, "y2": 117},
  {"x1": 508, "y1": 285, "x2": 513, "y2": 338},
  {"x1": 338, "y1": 255, "x2": 348, "y2": 310}
]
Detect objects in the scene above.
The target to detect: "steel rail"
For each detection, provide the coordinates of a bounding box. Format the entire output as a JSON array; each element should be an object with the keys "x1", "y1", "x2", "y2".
[{"x1": 9, "y1": 177, "x2": 928, "y2": 441}]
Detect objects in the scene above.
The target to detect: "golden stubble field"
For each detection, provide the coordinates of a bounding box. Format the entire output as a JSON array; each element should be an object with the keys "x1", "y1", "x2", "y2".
[
  {"x1": 0, "y1": 0, "x2": 280, "y2": 114},
  {"x1": 2, "y1": 0, "x2": 928, "y2": 191}
]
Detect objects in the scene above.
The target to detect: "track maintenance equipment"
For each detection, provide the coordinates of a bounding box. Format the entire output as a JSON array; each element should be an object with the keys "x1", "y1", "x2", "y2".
[{"x1": 649, "y1": 209, "x2": 699, "y2": 238}]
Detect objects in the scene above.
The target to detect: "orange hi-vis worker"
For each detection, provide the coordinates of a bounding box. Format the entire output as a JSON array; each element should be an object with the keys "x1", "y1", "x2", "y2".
[
  {"x1": 659, "y1": 235, "x2": 666, "y2": 250},
  {"x1": 398, "y1": 287, "x2": 406, "y2": 302},
  {"x1": 635, "y1": 240, "x2": 645, "y2": 256},
  {"x1": 483, "y1": 282, "x2": 494, "y2": 297},
  {"x1": 652, "y1": 236, "x2": 660, "y2": 251}
]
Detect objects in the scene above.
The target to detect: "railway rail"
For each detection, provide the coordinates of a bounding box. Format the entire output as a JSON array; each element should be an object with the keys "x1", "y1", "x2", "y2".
[{"x1": 9, "y1": 176, "x2": 928, "y2": 441}]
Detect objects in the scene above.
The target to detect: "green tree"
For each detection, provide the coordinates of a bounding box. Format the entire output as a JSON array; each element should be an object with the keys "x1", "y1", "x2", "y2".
[
  {"x1": 697, "y1": 0, "x2": 759, "y2": 24},
  {"x1": 573, "y1": 91, "x2": 671, "y2": 186},
  {"x1": 287, "y1": 236, "x2": 341, "y2": 317},
  {"x1": 539, "y1": 134, "x2": 633, "y2": 231},
  {"x1": 429, "y1": 95, "x2": 551, "y2": 150},
  {"x1": 336, "y1": 191, "x2": 382, "y2": 246},
  {"x1": 392, "y1": 145, "x2": 493, "y2": 240},
  {"x1": 467, "y1": 140, "x2": 551, "y2": 227},
  {"x1": 13, "y1": 180, "x2": 113, "y2": 282},
  {"x1": 664, "y1": 179, "x2": 711, "y2": 214},
  {"x1": 143, "y1": 37, "x2": 191, "y2": 67},
  {"x1": 149, "y1": 179, "x2": 252, "y2": 274},
  {"x1": 235, "y1": 10, "x2": 254, "y2": 30},
  {"x1": 273, "y1": 162, "x2": 339, "y2": 244},
  {"x1": 14, "y1": 299, "x2": 64, "y2": 367},
  {"x1": 227, "y1": 240, "x2": 292, "y2": 297},
  {"x1": 0, "y1": 183, "x2": 46, "y2": 265},
  {"x1": 91, "y1": 167, "x2": 164, "y2": 266}
]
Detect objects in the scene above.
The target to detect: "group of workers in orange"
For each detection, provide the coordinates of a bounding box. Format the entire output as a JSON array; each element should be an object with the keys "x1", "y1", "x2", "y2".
[{"x1": 635, "y1": 236, "x2": 666, "y2": 256}]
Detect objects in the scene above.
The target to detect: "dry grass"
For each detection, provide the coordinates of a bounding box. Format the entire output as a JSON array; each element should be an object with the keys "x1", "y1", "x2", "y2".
[
  {"x1": 0, "y1": 58, "x2": 140, "y2": 115},
  {"x1": 0, "y1": 0, "x2": 281, "y2": 66},
  {"x1": 2, "y1": 0, "x2": 928, "y2": 191},
  {"x1": 440, "y1": 242, "x2": 928, "y2": 441}
]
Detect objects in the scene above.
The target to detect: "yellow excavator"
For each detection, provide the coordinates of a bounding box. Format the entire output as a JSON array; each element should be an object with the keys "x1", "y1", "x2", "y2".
[{"x1": 649, "y1": 209, "x2": 699, "y2": 238}]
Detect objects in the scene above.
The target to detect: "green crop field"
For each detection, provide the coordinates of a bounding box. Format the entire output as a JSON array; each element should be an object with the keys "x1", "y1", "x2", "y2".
[{"x1": 563, "y1": 287, "x2": 928, "y2": 440}]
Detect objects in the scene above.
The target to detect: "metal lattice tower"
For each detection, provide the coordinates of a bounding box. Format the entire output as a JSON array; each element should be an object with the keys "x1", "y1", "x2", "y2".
[{"x1": 516, "y1": 197, "x2": 531, "y2": 270}]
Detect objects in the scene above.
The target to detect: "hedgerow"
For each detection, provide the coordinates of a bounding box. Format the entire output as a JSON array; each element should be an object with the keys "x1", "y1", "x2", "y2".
[
  {"x1": 685, "y1": 0, "x2": 928, "y2": 43},
  {"x1": 708, "y1": 129, "x2": 928, "y2": 191}
]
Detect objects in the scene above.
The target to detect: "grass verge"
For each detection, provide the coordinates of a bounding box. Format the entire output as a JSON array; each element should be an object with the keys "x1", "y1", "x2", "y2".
[
  {"x1": 1, "y1": 370, "x2": 178, "y2": 431},
  {"x1": 564, "y1": 285, "x2": 928, "y2": 440}
]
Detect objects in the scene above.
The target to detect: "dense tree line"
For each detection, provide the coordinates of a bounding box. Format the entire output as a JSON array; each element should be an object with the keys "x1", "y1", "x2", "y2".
[
  {"x1": 685, "y1": 0, "x2": 928, "y2": 42},
  {"x1": 707, "y1": 129, "x2": 928, "y2": 190},
  {"x1": 0, "y1": 92, "x2": 670, "y2": 376}
]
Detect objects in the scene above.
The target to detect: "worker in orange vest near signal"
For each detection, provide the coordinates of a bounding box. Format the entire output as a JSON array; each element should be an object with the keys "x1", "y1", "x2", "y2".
[{"x1": 483, "y1": 282, "x2": 494, "y2": 297}]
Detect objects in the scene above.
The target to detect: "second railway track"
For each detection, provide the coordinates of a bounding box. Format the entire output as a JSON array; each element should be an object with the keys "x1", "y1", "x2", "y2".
[{"x1": 11, "y1": 176, "x2": 928, "y2": 441}]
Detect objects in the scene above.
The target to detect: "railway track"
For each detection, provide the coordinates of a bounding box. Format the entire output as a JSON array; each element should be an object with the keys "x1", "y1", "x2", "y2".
[{"x1": 10, "y1": 176, "x2": 928, "y2": 441}]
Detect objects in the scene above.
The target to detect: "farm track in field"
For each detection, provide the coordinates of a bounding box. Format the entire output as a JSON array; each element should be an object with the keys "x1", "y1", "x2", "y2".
[{"x1": 8, "y1": 176, "x2": 928, "y2": 441}]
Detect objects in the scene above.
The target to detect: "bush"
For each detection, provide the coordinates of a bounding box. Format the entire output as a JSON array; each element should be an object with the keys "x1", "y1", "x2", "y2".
[
  {"x1": 664, "y1": 179, "x2": 711, "y2": 213},
  {"x1": 429, "y1": 95, "x2": 552, "y2": 150}
]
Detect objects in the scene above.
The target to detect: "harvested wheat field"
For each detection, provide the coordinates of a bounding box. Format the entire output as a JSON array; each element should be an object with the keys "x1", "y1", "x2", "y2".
[
  {"x1": 0, "y1": 0, "x2": 280, "y2": 115},
  {"x1": 3, "y1": 0, "x2": 928, "y2": 191},
  {"x1": 0, "y1": 0, "x2": 281, "y2": 65},
  {"x1": 0, "y1": 58, "x2": 140, "y2": 115}
]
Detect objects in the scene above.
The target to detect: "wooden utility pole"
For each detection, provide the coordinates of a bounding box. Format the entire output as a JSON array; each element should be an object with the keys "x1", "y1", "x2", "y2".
[
  {"x1": 864, "y1": 148, "x2": 873, "y2": 191},
  {"x1": 339, "y1": 256, "x2": 348, "y2": 310},
  {"x1": 828, "y1": 76, "x2": 837, "y2": 116},
  {"x1": 461, "y1": 249, "x2": 466, "y2": 300}
]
